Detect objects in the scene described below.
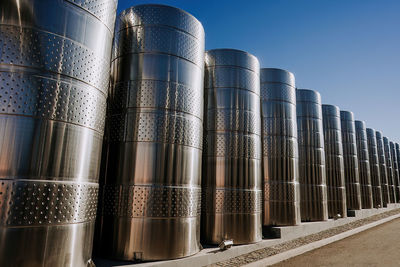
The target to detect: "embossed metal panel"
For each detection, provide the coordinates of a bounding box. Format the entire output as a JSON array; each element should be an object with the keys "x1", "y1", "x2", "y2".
[
  {"x1": 340, "y1": 111, "x2": 362, "y2": 210},
  {"x1": 364, "y1": 127, "x2": 382, "y2": 208},
  {"x1": 390, "y1": 141, "x2": 400, "y2": 202},
  {"x1": 97, "y1": 5, "x2": 205, "y2": 260},
  {"x1": 202, "y1": 49, "x2": 262, "y2": 244},
  {"x1": 0, "y1": 1, "x2": 116, "y2": 266},
  {"x1": 322, "y1": 105, "x2": 346, "y2": 218},
  {"x1": 383, "y1": 137, "x2": 397, "y2": 203},
  {"x1": 375, "y1": 131, "x2": 391, "y2": 205},
  {"x1": 354, "y1": 122, "x2": 374, "y2": 208},
  {"x1": 296, "y1": 89, "x2": 328, "y2": 221},
  {"x1": 260, "y1": 68, "x2": 300, "y2": 226}
]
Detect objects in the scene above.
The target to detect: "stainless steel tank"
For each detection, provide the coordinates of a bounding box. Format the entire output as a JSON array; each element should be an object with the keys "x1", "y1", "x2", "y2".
[
  {"x1": 396, "y1": 143, "x2": 400, "y2": 168},
  {"x1": 354, "y1": 122, "x2": 373, "y2": 209},
  {"x1": 383, "y1": 137, "x2": 397, "y2": 203},
  {"x1": 396, "y1": 143, "x2": 400, "y2": 198},
  {"x1": 340, "y1": 111, "x2": 362, "y2": 210},
  {"x1": 376, "y1": 131, "x2": 391, "y2": 205},
  {"x1": 260, "y1": 68, "x2": 300, "y2": 226},
  {"x1": 296, "y1": 89, "x2": 328, "y2": 221},
  {"x1": 97, "y1": 5, "x2": 205, "y2": 260},
  {"x1": 202, "y1": 49, "x2": 262, "y2": 244},
  {"x1": 396, "y1": 143, "x2": 400, "y2": 167},
  {"x1": 0, "y1": 1, "x2": 116, "y2": 266},
  {"x1": 390, "y1": 141, "x2": 400, "y2": 202},
  {"x1": 364, "y1": 127, "x2": 382, "y2": 208},
  {"x1": 322, "y1": 105, "x2": 346, "y2": 218}
]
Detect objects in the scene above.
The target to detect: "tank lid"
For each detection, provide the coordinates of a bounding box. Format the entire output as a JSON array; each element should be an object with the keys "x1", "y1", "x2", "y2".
[
  {"x1": 260, "y1": 68, "x2": 295, "y2": 87},
  {"x1": 355, "y1": 120, "x2": 366, "y2": 129},
  {"x1": 117, "y1": 4, "x2": 205, "y2": 39},
  {"x1": 205, "y1": 49, "x2": 260, "y2": 73},
  {"x1": 340, "y1": 110, "x2": 354, "y2": 121},
  {"x1": 296, "y1": 89, "x2": 321, "y2": 104},
  {"x1": 322, "y1": 104, "x2": 340, "y2": 117}
]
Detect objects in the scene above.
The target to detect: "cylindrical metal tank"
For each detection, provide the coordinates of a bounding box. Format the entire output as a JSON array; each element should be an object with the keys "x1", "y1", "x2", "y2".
[
  {"x1": 376, "y1": 131, "x2": 391, "y2": 205},
  {"x1": 396, "y1": 143, "x2": 400, "y2": 167},
  {"x1": 354, "y1": 122, "x2": 373, "y2": 209},
  {"x1": 97, "y1": 5, "x2": 205, "y2": 260},
  {"x1": 0, "y1": 1, "x2": 116, "y2": 266},
  {"x1": 390, "y1": 141, "x2": 400, "y2": 202},
  {"x1": 383, "y1": 137, "x2": 397, "y2": 203},
  {"x1": 202, "y1": 49, "x2": 262, "y2": 244},
  {"x1": 260, "y1": 68, "x2": 300, "y2": 226},
  {"x1": 396, "y1": 143, "x2": 400, "y2": 197},
  {"x1": 340, "y1": 111, "x2": 362, "y2": 210},
  {"x1": 296, "y1": 89, "x2": 328, "y2": 221},
  {"x1": 365, "y1": 127, "x2": 382, "y2": 208},
  {"x1": 322, "y1": 105, "x2": 346, "y2": 218},
  {"x1": 396, "y1": 143, "x2": 400, "y2": 168}
]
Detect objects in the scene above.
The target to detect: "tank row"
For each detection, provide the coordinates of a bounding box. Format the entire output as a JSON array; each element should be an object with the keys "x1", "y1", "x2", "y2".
[{"x1": 1, "y1": 2, "x2": 400, "y2": 266}]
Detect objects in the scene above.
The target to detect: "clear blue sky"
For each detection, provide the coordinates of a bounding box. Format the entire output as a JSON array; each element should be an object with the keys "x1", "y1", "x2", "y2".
[{"x1": 117, "y1": 0, "x2": 400, "y2": 142}]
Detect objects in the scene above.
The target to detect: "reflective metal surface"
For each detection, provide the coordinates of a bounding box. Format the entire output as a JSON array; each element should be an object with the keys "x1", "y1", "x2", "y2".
[
  {"x1": 322, "y1": 105, "x2": 346, "y2": 218},
  {"x1": 340, "y1": 111, "x2": 362, "y2": 210},
  {"x1": 202, "y1": 49, "x2": 262, "y2": 244},
  {"x1": 364, "y1": 127, "x2": 381, "y2": 208},
  {"x1": 354, "y1": 122, "x2": 373, "y2": 209},
  {"x1": 376, "y1": 131, "x2": 391, "y2": 205},
  {"x1": 396, "y1": 143, "x2": 400, "y2": 201},
  {"x1": 260, "y1": 68, "x2": 300, "y2": 226},
  {"x1": 97, "y1": 5, "x2": 205, "y2": 260},
  {"x1": 296, "y1": 89, "x2": 328, "y2": 221},
  {"x1": 0, "y1": 1, "x2": 116, "y2": 266},
  {"x1": 390, "y1": 141, "x2": 400, "y2": 202},
  {"x1": 383, "y1": 137, "x2": 397, "y2": 203}
]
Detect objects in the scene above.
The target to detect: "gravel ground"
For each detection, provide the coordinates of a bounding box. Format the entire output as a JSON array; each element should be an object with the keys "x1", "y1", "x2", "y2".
[{"x1": 209, "y1": 209, "x2": 400, "y2": 267}]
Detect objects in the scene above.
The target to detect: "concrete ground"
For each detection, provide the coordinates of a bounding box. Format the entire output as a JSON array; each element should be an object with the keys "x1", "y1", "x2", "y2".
[
  {"x1": 273, "y1": 218, "x2": 400, "y2": 267},
  {"x1": 94, "y1": 207, "x2": 400, "y2": 267}
]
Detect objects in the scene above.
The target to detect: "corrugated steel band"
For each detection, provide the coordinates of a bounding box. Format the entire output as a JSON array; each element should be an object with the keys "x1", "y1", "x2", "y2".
[
  {"x1": 296, "y1": 89, "x2": 328, "y2": 221},
  {"x1": 340, "y1": 111, "x2": 362, "y2": 210},
  {"x1": 97, "y1": 5, "x2": 205, "y2": 261},
  {"x1": 202, "y1": 49, "x2": 262, "y2": 244},
  {"x1": 390, "y1": 141, "x2": 400, "y2": 202},
  {"x1": 354, "y1": 123, "x2": 373, "y2": 209},
  {"x1": 383, "y1": 137, "x2": 397, "y2": 203},
  {"x1": 322, "y1": 105, "x2": 346, "y2": 218},
  {"x1": 260, "y1": 68, "x2": 300, "y2": 226},
  {"x1": 0, "y1": 1, "x2": 116, "y2": 266},
  {"x1": 376, "y1": 131, "x2": 391, "y2": 205},
  {"x1": 364, "y1": 127, "x2": 382, "y2": 208}
]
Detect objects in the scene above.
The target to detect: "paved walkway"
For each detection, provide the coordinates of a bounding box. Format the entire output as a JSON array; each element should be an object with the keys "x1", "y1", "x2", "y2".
[{"x1": 273, "y1": 218, "x2": 400, "y2": 267}]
